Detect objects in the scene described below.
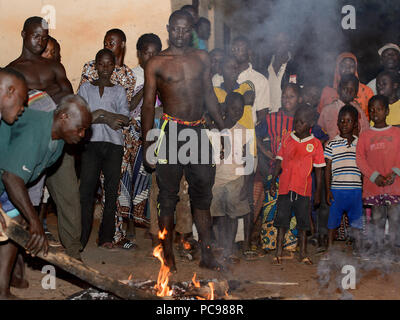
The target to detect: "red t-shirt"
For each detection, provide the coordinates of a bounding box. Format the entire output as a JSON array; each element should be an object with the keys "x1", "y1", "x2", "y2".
[{"x1": 276, "y1": 132, "x2": 326, "y2": 197}]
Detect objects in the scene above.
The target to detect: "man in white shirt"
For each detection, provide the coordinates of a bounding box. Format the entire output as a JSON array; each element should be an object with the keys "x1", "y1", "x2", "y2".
[
  {"x1": 367, "y1": 43, "x2": 400, "y2": 95},
  {"x1": 231, "y1": 36, "x2": 270, "y2": 124},
  {"x1": 266, "y1": 32, "x2": 303, "y2": 113}
]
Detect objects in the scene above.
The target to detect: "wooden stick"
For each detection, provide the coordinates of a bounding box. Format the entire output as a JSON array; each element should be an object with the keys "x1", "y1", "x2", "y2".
[
  {"x1": 253, "y1": 281, "x2": 299, "y2": 286},
  {"x1": 0, "y1": 209, "x2": 159, "y2": 300}
]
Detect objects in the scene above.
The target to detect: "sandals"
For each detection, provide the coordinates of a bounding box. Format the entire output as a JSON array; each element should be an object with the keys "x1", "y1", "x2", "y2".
[
  {"x1": 114, "y1": 239, "x2": 138, "y2": 250},
  {"x1": 300, "y1": 256, "x2": 313, "y2": 265},
  {"x1": 223, "y1": 255, "x2": 240, "y2": 265},
  {"x1": 271, "y1": 256, "x2": 282, "y2": 266},
  {"x1": 243, "y1": 249, "x2": 266, "y2": 261}
]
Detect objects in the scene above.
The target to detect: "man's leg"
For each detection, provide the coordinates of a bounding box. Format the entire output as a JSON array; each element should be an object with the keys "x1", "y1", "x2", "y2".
[
  {"x1": 79, "y1": 143, "x2": 103, "y2": 249},
  {"x1": 99, "y1": 144, "x2": 124, "y2": 245},
  {"x1": 156, "y1": 163, "x2": 183, "y2": 272},
  {"x1": 46, "y1": 151, "x2": 82, "y2": 258},
  {"x1": 0, "y1": 241, "x2": 18, "y2": 299},
  {"x1": 175, "y1": 176, "x2": 193, "y2": 240},
  {"x1": 0, "y1": 214, "x2": 25, "y2": 299},
  {"x1": 149, "y1": 173, "x2": 160, "y2": 248},
  {"x1": 185, "y1": 163, "x2": 223, "y2": 270},
  {"x1": 243, "y1": 172, "x2": 255, "y2": 252}
]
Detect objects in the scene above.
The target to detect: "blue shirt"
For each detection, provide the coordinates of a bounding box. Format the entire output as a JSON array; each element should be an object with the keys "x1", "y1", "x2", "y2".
[{"x1": 0, "y1": 108, "x2": 64, "y2": 193}]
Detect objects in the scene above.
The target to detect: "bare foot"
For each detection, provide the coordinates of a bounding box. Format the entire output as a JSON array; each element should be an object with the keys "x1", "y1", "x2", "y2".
[
  {"x1": 0, "y1": 291, "x2": 21, "y2": 300},
  {"x1": 10, "y1": 277, "x2": 29, "y2": 289}
]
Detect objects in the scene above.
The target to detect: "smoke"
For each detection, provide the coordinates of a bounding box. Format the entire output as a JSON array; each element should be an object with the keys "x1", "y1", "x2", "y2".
[
  {"x1": 316, "y1": 220, "x2": 400, "y2": 299},
  {"x1": 223, "y1": 0, "x2": 348, "y2": 86}
]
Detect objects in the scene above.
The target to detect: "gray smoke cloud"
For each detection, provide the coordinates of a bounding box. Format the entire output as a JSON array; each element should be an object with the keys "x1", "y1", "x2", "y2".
[{"x1": 223, "y1": 0, "x2": 348, "y2": 86}]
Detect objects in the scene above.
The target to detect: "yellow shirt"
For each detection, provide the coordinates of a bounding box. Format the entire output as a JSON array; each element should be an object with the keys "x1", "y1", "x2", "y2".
[
  {"x1": 370, "y1": 99, "x2": 400, "y2": 126},
  {"x1": 387, "y1": 99, "x2": 400, "y2": 126},
  {"x1": 213, "y1": 82, "x2": 257, "y2": 155}
]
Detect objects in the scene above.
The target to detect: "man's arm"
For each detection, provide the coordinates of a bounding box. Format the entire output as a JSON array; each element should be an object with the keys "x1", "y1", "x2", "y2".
[
  {"x1": 47, "y1": 62, "x2": 74, "y2": 105},
  {"x1": 200, "y1": 52, "x2": 225, "y2": 130},
  {"x1": 130, "y1": 88, "x2": 144, "y2": 111},
  {"x1": 2, "y1": 172, "x2": 48, "y2": 256},
  {"x1": 141, "y1": 58, "x2": 158, "y2": 169}
]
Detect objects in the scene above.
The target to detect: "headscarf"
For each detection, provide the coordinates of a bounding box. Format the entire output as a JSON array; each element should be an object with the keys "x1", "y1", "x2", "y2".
[{"x1": 333, "y1": 52, "x2": 359, "y2": 90}]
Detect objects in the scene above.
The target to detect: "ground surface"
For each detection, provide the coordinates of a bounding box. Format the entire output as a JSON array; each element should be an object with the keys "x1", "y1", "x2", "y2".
[{"x1": 10, "y1": 212, "x2": 400, "y2": 300}]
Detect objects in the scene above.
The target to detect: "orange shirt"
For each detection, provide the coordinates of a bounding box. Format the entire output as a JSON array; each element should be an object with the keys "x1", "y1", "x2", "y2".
[
  {"x1": 317, "y1": 83, "x2": 374, "y2": 119},
  {"x1": 276, "y1": 132, "x2": 326, "y2": 197}
]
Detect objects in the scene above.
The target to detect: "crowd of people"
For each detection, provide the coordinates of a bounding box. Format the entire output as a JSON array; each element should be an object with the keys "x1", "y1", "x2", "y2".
[{"x1": 0, "y1": 3, "x2": 400, "y2": 299}]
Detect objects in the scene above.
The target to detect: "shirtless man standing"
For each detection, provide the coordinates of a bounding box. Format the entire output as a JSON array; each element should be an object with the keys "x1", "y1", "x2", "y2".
[
  {"x1": 8, "y1": 17, "x2": 82, "y2": 260},
  {"x1": 142, "y1": 10, "x2": 225, "y2": 272}
]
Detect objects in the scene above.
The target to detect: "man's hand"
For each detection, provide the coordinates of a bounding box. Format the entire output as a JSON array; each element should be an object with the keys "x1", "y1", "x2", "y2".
[
  {"x1": 142, "y1": 142, "x2": 156, "y2": 173},
  {"x1": 105, "y1": 114, "x2": 127, "y2": 130},
  {"x1": 326, "y1": 189, "x2": 334, "y2": 206},
  {"x1": 26, "y1": 218, "x2": 48, "y2": 257},
  {"x1": 0, "y1": 210, "x2": 6, "y2": 237}
]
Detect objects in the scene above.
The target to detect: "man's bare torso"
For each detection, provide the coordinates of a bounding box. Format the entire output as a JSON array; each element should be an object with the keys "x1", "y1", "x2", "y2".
[
  {"x1": 152, "y1": 48, "x2": 208, "y2": 121},
  {"x1": 8, "y1": 56, "x2": 64, "y2": 100}
]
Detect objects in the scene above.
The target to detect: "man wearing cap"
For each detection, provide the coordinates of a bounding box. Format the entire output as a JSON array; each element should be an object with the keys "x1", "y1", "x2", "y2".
[{"x1": 367, "y1": 43, "x2": 400, "y2": 94}]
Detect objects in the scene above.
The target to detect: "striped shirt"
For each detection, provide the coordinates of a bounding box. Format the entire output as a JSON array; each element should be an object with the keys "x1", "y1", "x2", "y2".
[{"x1": 324, "y1": 135, "x2": 362, "y2": 189}]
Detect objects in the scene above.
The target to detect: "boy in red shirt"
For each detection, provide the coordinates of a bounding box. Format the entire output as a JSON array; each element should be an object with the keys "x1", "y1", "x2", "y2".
[
  {"x1": 270, "y1": 104, "x2": 326, "y2": 265},
  {"x1": 356, "y1": 95, "x2": 400, "y2": 258}
]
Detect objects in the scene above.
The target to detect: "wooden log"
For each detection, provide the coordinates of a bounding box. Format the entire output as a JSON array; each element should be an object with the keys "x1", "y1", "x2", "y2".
[{"x1": 0, "y1": 209, "x2": 159, "y2": 300}]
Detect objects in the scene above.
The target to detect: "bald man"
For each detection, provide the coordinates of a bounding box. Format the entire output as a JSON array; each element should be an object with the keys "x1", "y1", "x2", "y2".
[
  {"x1": 0, "y1": 67, "x2": 27, "y2": 241},
  {"x1": 0, "y1": 94, "x2": 91, "y2": 299},
  {"x1": 8, "y1": 16, "x2": 83, "y2": 259}
]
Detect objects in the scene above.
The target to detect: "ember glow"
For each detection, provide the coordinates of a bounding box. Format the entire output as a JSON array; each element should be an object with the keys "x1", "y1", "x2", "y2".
[
  {"x1": 153, "y1": 228, "x2": 173, "y2": 297},
  {"x1": 128, "y1": 274, "x2": 133, "y2": 281}
]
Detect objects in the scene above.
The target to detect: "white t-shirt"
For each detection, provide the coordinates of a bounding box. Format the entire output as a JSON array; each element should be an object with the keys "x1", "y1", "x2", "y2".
[
  {"x1": 237, "y1": 63, "x2": 270, "y2": 123},
  {"x1": 209, "y1": 123, "x2": 254, "y2": 187}
]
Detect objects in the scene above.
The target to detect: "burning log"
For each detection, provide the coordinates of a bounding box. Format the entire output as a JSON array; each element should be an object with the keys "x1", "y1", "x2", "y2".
[{"x1": 0, "y1": 209, "x2": 159, "y2": 300}]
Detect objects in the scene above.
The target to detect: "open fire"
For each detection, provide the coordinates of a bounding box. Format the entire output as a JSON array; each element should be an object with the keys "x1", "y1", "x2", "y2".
[{"x1": 152, "y1": 229, "x2": 215, "y2": 300}]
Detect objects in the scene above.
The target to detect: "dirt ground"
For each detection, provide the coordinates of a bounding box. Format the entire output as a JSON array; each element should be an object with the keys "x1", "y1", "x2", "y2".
[{"x1": 10, "y1": 211, "x2": 400, "y2": 301}]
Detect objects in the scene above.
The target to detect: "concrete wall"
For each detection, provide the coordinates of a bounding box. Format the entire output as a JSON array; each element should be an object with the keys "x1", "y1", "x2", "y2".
[{"x1": 0, "y1": 0, "x2": 171, "y2": 91}]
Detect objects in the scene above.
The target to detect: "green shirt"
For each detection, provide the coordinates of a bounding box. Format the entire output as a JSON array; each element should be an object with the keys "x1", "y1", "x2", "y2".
[{"x1": 0, "y1": 108, "x2": 64, "y2": 193}]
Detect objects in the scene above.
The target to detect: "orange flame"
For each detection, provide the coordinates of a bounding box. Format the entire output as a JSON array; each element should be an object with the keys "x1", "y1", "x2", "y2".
[
  {"x1": 208, "y1": 282, "x2": 215, "y2": 300},
  {"x1": 128, "y1": 274, "x2": 133, "y2": 281},
  {"x1": 192, "y1": 273, "x2": 201, "y2": 288},
  {"x1": 153, "y1": 228, "x2": 173, "y2": 297},
  {"x1": 158, "y1": 228, "x2": 168, "y2": 240},
  {"x1": 182, "y1": 241, "x2": 191, "y2": 250}
]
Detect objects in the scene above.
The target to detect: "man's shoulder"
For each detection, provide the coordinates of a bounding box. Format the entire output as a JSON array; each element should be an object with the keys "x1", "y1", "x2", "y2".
[{"x1": 16, "y1": 108, "x2": 52, "y2": 126}]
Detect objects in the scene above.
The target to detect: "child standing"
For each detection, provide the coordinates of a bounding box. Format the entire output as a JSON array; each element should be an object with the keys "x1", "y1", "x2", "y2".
[
  {"x1": 270, "y1": 105, "x2": 326, "y2": 265},
  {"x1": 256, "y1": 83, "x2": 302, "y2": 254},
  {"x1": 318, "y1": 74, "x2": 369, "y2": 141},
  {"x1": 210, "y1": 92, "x2": 253, "y2": 265},
  {"x1": 376, "y1": 70, "x2": 400, "y2": 126},
  {"x1": 356, "y1": 95, "x2": 400, "y2": 257},
  {"x1": 78, "y1": 49, "x2": 130, "y2": 250},
  {"x1": 324, "y1": 105, "x2": 363, "y2": 258}
]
